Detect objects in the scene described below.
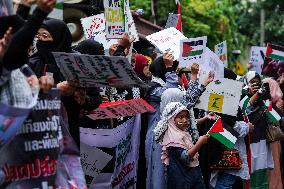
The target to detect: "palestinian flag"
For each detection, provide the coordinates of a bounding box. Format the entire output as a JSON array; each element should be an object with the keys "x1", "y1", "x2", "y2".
[
  {"x1": 239, "y1": 95, "x2": 250, "y2": 113},
  {"x1": 264, "y1": 100, "x2": 281, "y2": 124},
  {"x1": 182, "y1": 40, "x2": 204, "y2": 57},
  {"x1": 266, "y1": 43, "x2": 284, "y2": 62},
  {"x1": 208, "y1": 117, "x2": 238, "y2": 149}
]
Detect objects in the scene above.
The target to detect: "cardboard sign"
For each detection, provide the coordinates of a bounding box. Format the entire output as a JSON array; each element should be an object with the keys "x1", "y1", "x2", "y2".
[
  {"x1": 195, "y1": 79, "x2": 243, "y2": 116},
  {"x1": 87, "y1": 98, "x2": 155, "y2": 120},
  {"x1": 262, "y1": 44, "x2": 284, "y2": 78},
  {"x1": 178, "y1": 36, "x2": 207, "y2": 68},
  {"x1": 146, "y1": 27, "x2": 187, "y2": 60},
  {"x1": 124, "y1": 0, "x2": 139, "y2": 41},
  {"x1": 199, "y1": 47, "x2": 224, "y2": 84},
  {"x1": 104, "y1": 0, "x2": 126, "y2": 39},
  {"x1": 249, "y1": 46, "x2": 266, "y2": 74},
  {"x1": 52, "y1": 52, "x2": 148, "y2": 88},
  {"x1": 81, "y1": 13, "x2": 117, "y2": 49},
  {"x1": 214, "y1": 41, "x2": 228, "y2": 68},
  {"x1": 165, "y1": 13, "x2": 180, "y2": 28},
  {"x1": 81, "y1": 10, "x2": 138, "y2": 49},
  {"x1": 80, "y1": 115, "x2": 141, "y2": 189},
  {"x1": 80, "y1": 143, "x2": 113, "y2": 178}
]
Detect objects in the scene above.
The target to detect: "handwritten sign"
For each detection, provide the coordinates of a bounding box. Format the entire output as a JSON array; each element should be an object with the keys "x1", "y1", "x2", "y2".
[
  {"x1": 195, "y1": 79, "x2": 243, "y2": 116},
  {"x1": 178, "y1": 36, "x2": 207, "y2": 68},
  {"x1": 249, "y1": 46, "x2": 266, "y2": 74},
  {"x1": 52, "y1": 52, "x2": 148, "y2": 88},
  {"x1": 87, "y1": 98, "x2": 155, "y2": 120},
  {"x1": 146, "y1": 27, "x2": 187, "y2": 60},
  {"x1": 81, "y1": 14, "x2": 117, "y2": 49},
  {"x1": 104, "y1": 0, "x2": 126, "y2": 39},
  {"x1": 80, "y1": 143, "x2": 112, "y2": 178},
  {"x1": 214, "y1": 41, "x2": 228, "y2": 68},
  {"x1": 124, "y1": 0, "x2": 139, "y2": 41},
  {"x1": 80, "y1": 115, "x2": 141, "y2": 189},
  {"x1": 199, "y1": 47, "x2": 224, "y2": 84},
  {"x1": 165, "y1": 13, "x2": 180, "y2": 28}
]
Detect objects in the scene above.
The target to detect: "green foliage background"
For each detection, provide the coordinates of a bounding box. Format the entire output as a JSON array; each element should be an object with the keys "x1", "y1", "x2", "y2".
[{"x1": 130, "y1": 0, "x2": 284, "y2": 69}]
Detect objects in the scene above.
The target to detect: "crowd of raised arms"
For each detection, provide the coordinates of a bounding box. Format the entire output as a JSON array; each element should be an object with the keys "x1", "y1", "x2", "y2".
[{"x1": 0, "y1": 0, "x2": 283, "y2": 189}]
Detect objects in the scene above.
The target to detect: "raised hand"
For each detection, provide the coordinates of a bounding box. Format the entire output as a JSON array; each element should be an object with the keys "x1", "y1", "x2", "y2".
[
  {"x1": 163, "y1": 52, "x2": 174, "y2": 68},
  {"x1": 37, "y1": 0, "x2": 56, "y2": 13}
]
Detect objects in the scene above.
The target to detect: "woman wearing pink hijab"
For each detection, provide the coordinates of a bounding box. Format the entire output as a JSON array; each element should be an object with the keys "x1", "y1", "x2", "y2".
[{"x1": 262, "y1": 78, "x2": 283, "y2": 189}]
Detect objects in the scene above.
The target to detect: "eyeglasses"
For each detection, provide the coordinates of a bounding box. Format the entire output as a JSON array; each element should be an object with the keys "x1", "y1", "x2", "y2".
[{"x1": 36, "y1": 32, "x2": 52, "y2": 40}]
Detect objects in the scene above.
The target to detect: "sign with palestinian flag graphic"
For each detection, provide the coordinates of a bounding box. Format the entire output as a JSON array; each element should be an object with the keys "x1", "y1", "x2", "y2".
[
  {"x1": 178, "y1": 36, "x2": 207, "y2": 68},
  {"x1": 262, "y1": 43, "x2": 284, "y2": 78},
  {"x1": 208, "y1": 117, "x2": 238, "y2": 149}
]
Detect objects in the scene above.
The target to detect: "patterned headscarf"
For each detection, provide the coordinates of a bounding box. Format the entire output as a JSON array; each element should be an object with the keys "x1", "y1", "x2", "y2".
[{"x1": 153, "y1": 102, "x2": 198, "y2": 166}]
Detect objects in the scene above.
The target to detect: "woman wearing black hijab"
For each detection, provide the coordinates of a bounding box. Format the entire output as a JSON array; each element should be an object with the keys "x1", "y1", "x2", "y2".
[
  {"x1": 28, "y1": 19, "x2": 72, "y2": 84},
  {"x1": 74, "y1": 39, "x2": 104, "y2": 56}
]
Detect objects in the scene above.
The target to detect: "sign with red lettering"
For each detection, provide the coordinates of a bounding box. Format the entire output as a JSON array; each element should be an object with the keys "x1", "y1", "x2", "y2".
[
  {"x1": 0, "y1": 89, "x2": 87, "y2": 189},
  {"x1": 87, "y1": 98, "x2": 155, "y2": 120}
]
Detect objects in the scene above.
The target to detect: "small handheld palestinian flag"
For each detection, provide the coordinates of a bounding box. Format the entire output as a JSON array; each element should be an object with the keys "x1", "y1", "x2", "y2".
[
  {"x1": 208, "y1": 117, "x2": 238, "y2": 149},
  {"x1": 264, "y1": 100, "x2": 281, "y2": 124},
  {"x1": 239, "y1": 95, "x2": 250, "y2": 113}
]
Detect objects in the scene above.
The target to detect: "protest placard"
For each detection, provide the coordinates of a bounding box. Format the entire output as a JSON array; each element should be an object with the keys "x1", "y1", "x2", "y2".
[
  {"x1": 262, "y1": 44, "x2": 284, "y2": 78},
  {"x1": 178, "y1": 36, "x2": 207, "y2": 68},
  {"x1": 53, "y1": 52, "x2": 148, "y2": 88},
  {"x1": 165, "y1": 13, "x2": 180, "y2": 28},
  {"x1": 146, "y1": 27, "x2": 187, "y2": 60},
  {"x1": 249, "y1": 46, "x2": 266, "y2": 74},
  {"x1": 124, "y1": 0, "x2": 139, "y2": 41},
  {"x1": 0, "y1": 89, "x2": 87, "y2": 189},
  {"x1": 80, "y1": 115, "x2": 141, "y2": 189},
  {"x1": 81, "y1": 9, "x2": 138, "y2": 50},
  {"x1": 195, "y1": 79, "x2": 243, "y2": 116},
  {"x1": 215, "y1": 41, "x2": 228, "y2": 68},
  {"x1": 104, "y1": 0, "x2": 126, "y2": 39},
  {"x1": 199, "y1": 47, "x2": 225, "y2": 84},
  {"x1": 87, "y1": 98, "x2": 155, "y2": 120},
  {"x1": 81, "y1": 13, "x2": 117, "y2": 49},
  {"x1": 80, "y1": 143, "x2": 113, "y2": 178}
]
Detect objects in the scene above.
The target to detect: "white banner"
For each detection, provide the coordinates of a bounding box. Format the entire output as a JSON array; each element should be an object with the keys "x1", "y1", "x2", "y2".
[
  {"x1": 250, "y1": 46, "x2": 266, "y2": 74},
  {"x1": 214, "y1": 41, "x2": 228, "y2": 68},
  {"x1": 195, "y1": 79, "x2": 243, "y2": 116},
  {"x1": 80, "y1": 115, "x2": 141, "y2": 189},
  {"x1": 178, "y1": 36, "x2": 207, "y2": 68},
  {"x1": 146, "y1": 27, "x2": 187, "y2": 60},
  {"x1": 52, "y1": 52, "x2": 147, "y2": 88},
  {"x1": 199, "y1": 47, "x2": 224, "y2": 84}
]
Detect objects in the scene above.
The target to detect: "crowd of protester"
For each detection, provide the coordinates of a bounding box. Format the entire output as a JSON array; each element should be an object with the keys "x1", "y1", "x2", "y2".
[{"x1": 0, "y1": 0, "x2": 283, "y2": 189}]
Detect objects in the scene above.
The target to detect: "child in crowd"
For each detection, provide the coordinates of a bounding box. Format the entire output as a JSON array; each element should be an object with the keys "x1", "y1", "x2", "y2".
[{"x1": 154, "y1": 102, "x2": 210, "y2": 189}]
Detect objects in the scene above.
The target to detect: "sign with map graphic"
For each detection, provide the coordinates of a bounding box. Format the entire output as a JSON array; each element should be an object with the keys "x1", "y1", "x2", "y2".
[
  {"x1": 178, "y1": 36, "x2": 207, "y2": 68},
  {"x1": 195, "y1": 79, "x2": 243, "y2": 116}
]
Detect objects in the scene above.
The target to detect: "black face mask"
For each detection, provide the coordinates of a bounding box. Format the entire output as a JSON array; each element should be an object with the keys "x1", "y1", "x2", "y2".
[{"x1": 36, "y1": 40, "x2": 56, "y2": 54}]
